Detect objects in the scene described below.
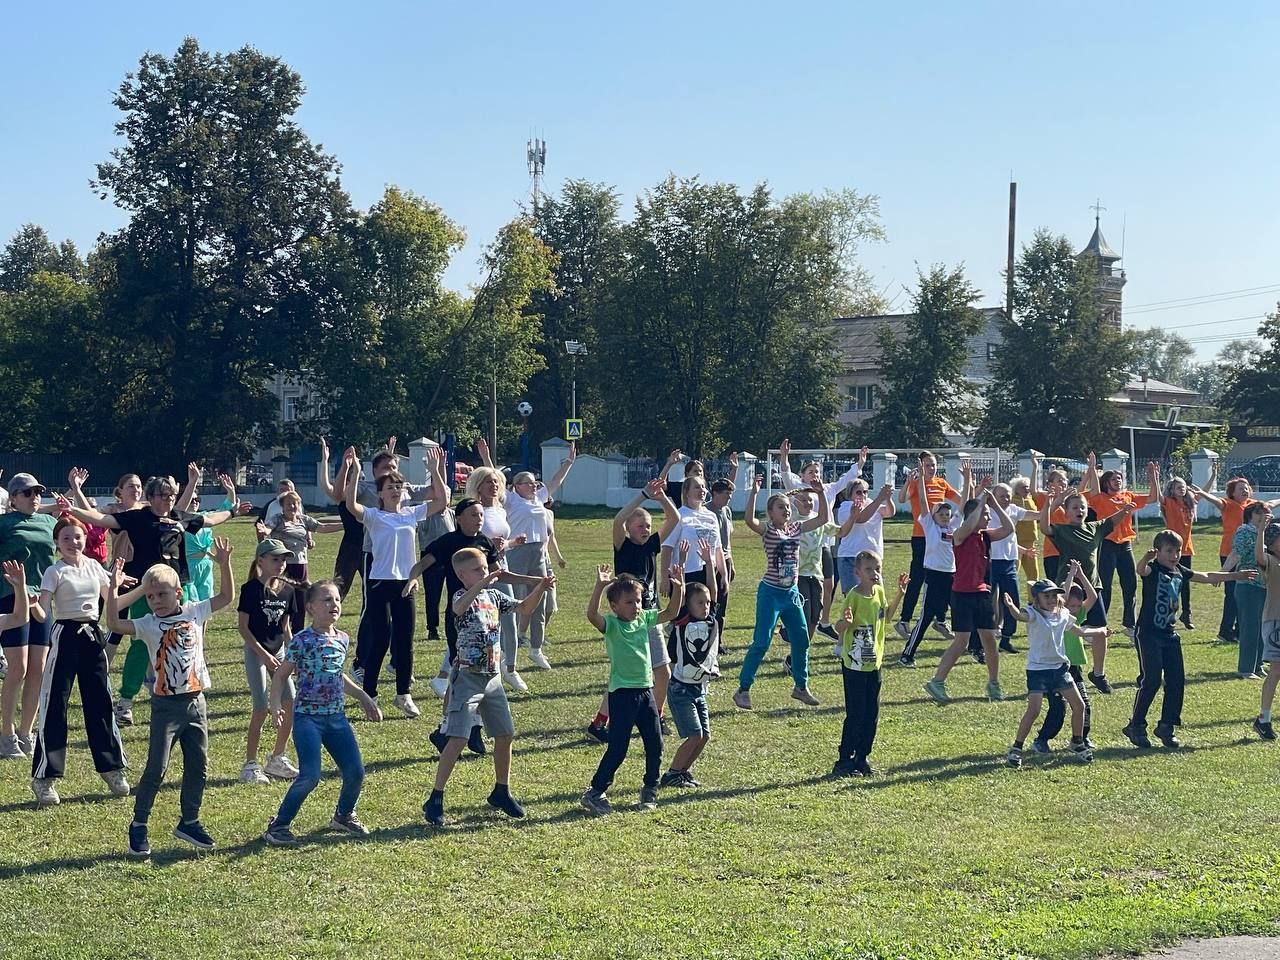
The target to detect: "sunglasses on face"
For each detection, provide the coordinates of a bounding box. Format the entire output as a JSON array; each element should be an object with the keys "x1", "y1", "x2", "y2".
[{"x1": 15, "y1": 489, "x2": 40, "y2": 498}]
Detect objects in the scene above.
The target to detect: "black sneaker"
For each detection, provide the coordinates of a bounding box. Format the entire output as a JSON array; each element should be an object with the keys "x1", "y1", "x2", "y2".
[
  {"x1": 428, "y1": 727, "x2": 448, "y2": 753},
  {"x1": 1180, "y1": 618, "x2": 1194, "y2": 631},
  {"x1": 1087, "y1": 671, "x2": 1113, "y2": 695},
  {"x1": 585, "y1": 722, "x2": 609, "y2": 744},
  {"x1": 970, "y1": 648, "x2": 986, "y2": 665},
  {"x1": 173, "y1": 819, "x2": 215, "y2": 850},
  {"x1": 659, "y1": 716, "x2": 673, "y2": 737},
  {"x1": 679, "y1": 770, "x2": 702, "y2": 787},
  {"x1": 329, "y1": 812, "x2": 370, "y2": 836},
  {"x1": 1254, "y1": 717, "x2": 1277, "y2": 741},
  {"x1": 427, "y1": 630, "x2": 440, "y2": 642},
  {"x1": 830, "y1": 758, "x2": 859, "y2": 779},
  {"x1": 816, "y1": 623, "x2": 839, "y2": 641},
  {"x1": 1030, "y1": 738, "x2": 1051, "y2": 755},
  {"x1": 127, "y1": 822, "x2": 150, "y2": 858},
  {"x1": 897, "y1": 654, "x2": 916, "y2": 668},
  {"x1": 1154, "y1": 724, "x2": 1181, "y2": 749},
  {"x1": 580, "y1": 788, "x2": 612, "y2": 816},
  {"x1": 659, "y1": 769, "x2": 685, "y2": 788},
  {"x1": 1122, "y1": 724, "x2": 1152, "y2": 749},
  {"x1": 638, "y1": 786, "x2": 658, "y2": 811},
  {"x1": 423, "y1": 793, "x2": 445, "y2": 827},
  {"x1": 998, "y1": 641, "x2": 1018, "y2": 654},
  {"x1": 262, "y1": 817, "x2": 298, "y2": 847},
  {"x1": 487, "y1": 786, "x2": 526, "y2": 819},
  {"x1": 854, "y1": 757, "x2": 874, "y2": 777},
  {"x1": 468, "y1": 725, "x2": 486, "y2": 756}
]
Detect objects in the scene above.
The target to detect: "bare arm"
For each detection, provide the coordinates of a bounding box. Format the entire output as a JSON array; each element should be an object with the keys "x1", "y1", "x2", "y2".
[
  {"x1": 613, "y1": 489, "x2": 649, "y2": 550},
  {"x1": 105, "y1": 560, "x2": 135, "y2": 636},
  {"x1": 743, "y1": 481, "x2": 765, "y2": 536},
  {"x1": 587, "y1": 567, "x2": 609, "y2": 633},
  {"x1": 1136, "y1": 549, "x2": 1156, "y2": 578},
  {"x1": 797, "y1": 483, "x2": 830, "y2": 533},
  {"x1": 514, "y1": 575, "x2": 553, "y2": 616},
  {"x1": 987, "y1": 494, "x2": 1015, "y2": 542},
  {"x1": 176, "y1": 462, "x2": 200, "y2": 513},
  {"x1": 953, "y1": 487, "x2": 990, "y2": 545},
  {"x1": 545, "y1": 443, "x2": 576, "y2": 500},
  {"x1": 452, "y1": 570, "x2": 503, "y2": 618},
  {"x1": 476, "y1": 437, "x2": 496, "y2": 469},
  {"x1": 317, "y1": 438, "x2": 338, "y2": 502},
  {"x1": 343, "y1": 449, "x2": 365, "y2": 522},
  {"x1": 208, "y1": 538, "x2": 235, "y2": 614},
  {"x1": 657, "y1": 566, "x2": 685, "y2": 625},
  {"x1": 1001, "y1": 591, "x2": 1030, "y2": 623}
]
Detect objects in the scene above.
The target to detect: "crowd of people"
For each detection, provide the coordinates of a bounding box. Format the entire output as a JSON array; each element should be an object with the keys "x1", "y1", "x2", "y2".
[{"x1": 0, "y1": 438, "x2": 1278, "y2": 857}]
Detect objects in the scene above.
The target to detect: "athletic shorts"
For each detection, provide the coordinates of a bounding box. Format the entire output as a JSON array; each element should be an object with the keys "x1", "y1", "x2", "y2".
[
  {"x1": 243, "y1": 645, "x2": 295, "y2": 711},
  {"x1": 821, "y1": 546, "x2": 835, "y2": 579},
  {"x1": 1262, "y1": 620, "x2": 1280, "y2": 662},
  {"x1": 643, "y1": 611, "x2": 670, "y2": 667},
  {"x1": 950, "y1": 591, "x2": 995, "y2": 633},
  {"x1": 444, "y1": 668, "x2": 515, "y2": 739},
  {"x1": 667, "y1": 679, "x2": 710, "y2": 739},
  {"x1": 0, "y1": 592, "x2": 50, "y2": 648},
  {"x1": 1026, "y1": 665, "x2": 1074, "y2": 695}
]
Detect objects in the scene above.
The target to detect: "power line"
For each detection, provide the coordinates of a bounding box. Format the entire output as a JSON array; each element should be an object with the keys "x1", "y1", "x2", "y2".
[
  {"x1": 1126, "y1": 286, "x2": 1280, "y2": 315},
  {"x1": 1126, "y1": 282, "x2": 1280, "y2": 310},
  {"x1": 1129, "y1": 313, "x2": 1265, "y2": 332}
]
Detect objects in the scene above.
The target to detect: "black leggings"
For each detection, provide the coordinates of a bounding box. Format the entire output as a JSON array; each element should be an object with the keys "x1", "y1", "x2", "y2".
[
  {"x1": 1177, "y1": 555, "x2": 1193, "y2": 623},
  {"x1": 422, "y1": 557, "x2": 447, "y2": 635},
  {"x1": 781, "y1": 575, "x2": 823, "y2": 645},
  {"x1": 591, "y1": 688, "x2": 662, "y2": 792},
  {"x1": 1098, "y1": 539, "x2": 1138, "y2": 629},
  {"x1": 360, "y1": 578, "x2": 416, "y2": 697},
  {"x1": 899, "y1": 536, "x2": 927, "y2": 622},
  {"x1": 903, "y1": 568, "x2": 954, "y2": 659},
  {"x1": 333, "y1": 536, "x2": 363, "y2": 600}
]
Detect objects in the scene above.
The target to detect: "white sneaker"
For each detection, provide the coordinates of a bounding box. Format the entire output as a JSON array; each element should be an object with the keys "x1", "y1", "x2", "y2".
[
  {"x1": 931, "y1": 621, "x2": 954, "y2": 640},
  {"x1": 16, "y1": 732, "x2": 33, "y2": 756},
  {"x1": 101, "y1": 769, "x2": 130, "y2": 797},
  {"x1": 394, "y1": 694, "x2": 421, "y2": 719},
  {"x1": 0, "y1": 734, "x2": 26, "y2": 759},
  {"x1": 529, "y1": 649, "x2": 552, "y2": 670},
  {"x1": 502, "y1": 667, "x2": 529, "y2": 692},
  {"x1": 114, "y1": 698, "x2": 134, "y2": 726},
  {"x1": 894, "y1": 622, "x2": 911, "y2": 642},
  {"x1": 31, "y1": 777, "x2": 60, "y2": 806},
  {"x1": 239, "y1": 761, "x2": 270, "y2": 785},
  {"x1": 264, "y1": 753, "x2": 300, "y2": 780},
  {"x1": 429, "y1": 676, "x2": 450, "y2": 699},
  {"x1": 352, "y1": 666, "x2": 365, "y2": 686}
]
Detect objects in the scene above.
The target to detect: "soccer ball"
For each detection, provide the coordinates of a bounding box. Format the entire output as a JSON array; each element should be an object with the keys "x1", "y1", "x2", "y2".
[{"x1": 516, "y1": 401, "x2": 533, "y2": 417}]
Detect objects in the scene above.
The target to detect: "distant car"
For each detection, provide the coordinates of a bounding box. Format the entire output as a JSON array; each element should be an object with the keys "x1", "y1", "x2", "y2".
[{"x1": 1231, "y1": 456, "x2": 1280, "y2": 492}]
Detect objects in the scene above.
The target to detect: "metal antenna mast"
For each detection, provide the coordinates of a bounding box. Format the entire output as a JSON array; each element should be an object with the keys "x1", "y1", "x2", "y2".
[{"x1": 527, "y1": 136, "x2": 547, "y2": 214}]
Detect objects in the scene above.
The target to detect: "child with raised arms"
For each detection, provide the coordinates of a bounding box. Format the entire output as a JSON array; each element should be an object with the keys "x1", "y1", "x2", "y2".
[
  {"x1": 660, "y1": 539, "x2": 719, "y2": 788},
  {"x1": 1032, "y1": 560, "x2": 1098, "y2": 754},
  {"x1": 262, "y1": 580, "x2": 382, "y2": 846},
  {"x1": 832, "y1": 552, "x2": 907, "y2": 778},
  {"x1": 423, "y1": 549, "x2": 553, "y2": 827}
]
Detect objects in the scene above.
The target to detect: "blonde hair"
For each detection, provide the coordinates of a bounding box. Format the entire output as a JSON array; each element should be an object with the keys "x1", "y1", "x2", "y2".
[
  {"x1": 279, "y1": 491, "x2": 302, "y2": 510},
  {"x1": 466, "y1": 466, "x2": 507, "y2": 504},
  {"x1": 451, "y1": 547, "x2": 488, "y2": 571},
  {"x1": 141, "y1": 564, "x2": 181, "y2": 591}
]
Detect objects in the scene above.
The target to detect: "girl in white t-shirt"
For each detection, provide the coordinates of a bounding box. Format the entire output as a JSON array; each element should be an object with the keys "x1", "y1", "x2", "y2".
[
  {"x1": 899, "y1": 466, "x2": 967, "y2": 667},
  {"x1": 31, "y1": 515, "x2": 127, "y2": 806}
]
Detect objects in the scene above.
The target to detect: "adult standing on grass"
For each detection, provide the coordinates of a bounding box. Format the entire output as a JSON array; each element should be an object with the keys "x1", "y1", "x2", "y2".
[
  {"x1": 465, "y1": 462, "x2": 526, "y2": 689},
  {"x1": 1039, "y1": 486, "x2": 1133, "y2": 694},
  {"x1": 1087, "y1": 457, "x2": 1160, "y2": 639},
  {"x1": 659, "y1": 473, "x2": 728, "y2": 618},
  {"x1": 834, "y1": 480, "x2": 896, "y2": 597},
  {"x1": 731, "y1": 474, "x2": 829, "y2": 711},
  {"x1": 894, "y1": 451, "x2": 965, "y2": 644},
  {"x1": 1033, "y1": 460, "x2": 1075, "y2": 584},
  {"x1": 1222, "y1": 503, "x2": 1273, "y2": 680},
  {"x1": 1160, "y1": 474, "x2": 1199, "y2": 630},
  {"x1": 342, "y1": 446, "x2": 448, "y2": 718},
  {"x1": 62, "y1": 469, "x2": 248, "y2": 726},
  {"x1": 0, "y1": 473, "x2": 56, "y2": 760},
  {"x1": 477, "y1": 437, "x2": 576, "y2": 670},
  {"x1": 316, "y1": 438, "x2": 365, "y2": 600}
]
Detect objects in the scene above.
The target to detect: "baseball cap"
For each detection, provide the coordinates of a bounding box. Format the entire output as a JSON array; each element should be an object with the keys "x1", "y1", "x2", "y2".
[
  {"x1": 6, "y1": 473, "x2": 45, "y2": 496},
  {"x1": 254, "y1": 538, "x2": 294, "y2": 560},
  {"x1": 1029, "y1": 578, "x2": 1065, "y2": 597}
]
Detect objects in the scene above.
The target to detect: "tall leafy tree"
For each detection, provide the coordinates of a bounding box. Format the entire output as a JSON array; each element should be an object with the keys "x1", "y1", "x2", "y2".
[
  {"x1": 0, "y1": 225, "x2": 83, "y2": 292},
  {"x1": 977, "y1": 229, "x2": 1135, "y2": 454},
  {"x1": 1190, "y1": 337, "x2": 1264, "y2": 408},
  {"x1": 91, "y1": 38, "x2": 351, "y2": 468},
  {"x1": 861, "y1": 265, "x2": 985, "y2": 448},
  {"x1": 1132, "y1": 327, "x2": 1196, "y2": 387},
  {"x1": 1221, "y1": 307, "x2": 1280, "y2": 426}
]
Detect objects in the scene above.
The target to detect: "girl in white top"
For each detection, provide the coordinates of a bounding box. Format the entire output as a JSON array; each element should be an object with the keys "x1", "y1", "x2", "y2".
[
  {"x1": 32, "y1": 515, "x2": 128, "y2": 804},
  {"x1": 899, "y1": 464, "x2": 970, "y2": 665},
  {"x1": 659, "y1": 475, "x2": 727, "y2": 598},
  {"x1": 343, "y1": 447, "x2": 448, "y2": 717},
  {"x1": 477, "y1": 438, "x2": 576, "y2": 670},
  {"x1": 464, "y1": 465, "x2": 528, "y2": 689}
]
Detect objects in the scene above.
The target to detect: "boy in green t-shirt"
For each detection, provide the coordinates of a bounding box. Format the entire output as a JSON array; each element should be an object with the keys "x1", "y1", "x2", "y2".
[
  {"x1": 582, "y1": 564, "x2": 684, "y2": 815},
  {"x1": 1034, "y1": 560, "x2": 1097, "y2": 753},
  {"x1": 833, "y1": 551, "x2": 908, "y2": 778}
]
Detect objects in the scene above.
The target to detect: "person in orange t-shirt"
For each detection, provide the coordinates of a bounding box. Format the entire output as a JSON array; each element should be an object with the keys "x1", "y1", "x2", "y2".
[
  {"x1": 1087, "y1": 459, "x2": 1160, "y2": 633},
  {"x1": 1194, "y1": 475, "x2": 1280, "y2": 642},
  {"x1": 1034, "y1": 463, "x2": 1073, "y2": 583},
  {"x1": 893, "y1": 451, "x2": 965, "y2": 640},
  {"x1": 1160, "y1": 476, "x2": 1198, "y2": 629}
]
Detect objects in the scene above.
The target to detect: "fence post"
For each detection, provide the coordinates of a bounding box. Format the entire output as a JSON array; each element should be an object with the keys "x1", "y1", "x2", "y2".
[
  {"x1": 871, "y1": 450, "x2": 898, "y2": 490},
  {"x1": 1100, "y1": 448, "x2": 1130, "y2": 486},
  {"x1": 942, "y1": 450, "x2": 971, "y2": 490},
  {"x1": 1188, "y1": 448, "x2": 1219, "y2": 520},
  {"x1": 1018, "y1": 448, "x2": 1041, "y2": 482}
]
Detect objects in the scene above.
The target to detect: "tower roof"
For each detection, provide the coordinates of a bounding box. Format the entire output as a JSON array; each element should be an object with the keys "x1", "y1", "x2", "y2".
[{"x1": 1079, "y1": 218, "x2": 1119, "y2": 261}]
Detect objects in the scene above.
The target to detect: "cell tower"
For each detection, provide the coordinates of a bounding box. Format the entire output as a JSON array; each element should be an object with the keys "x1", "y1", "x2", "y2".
[{"x1": 527, "y1": 136, "x2": 547, "y2": 214}]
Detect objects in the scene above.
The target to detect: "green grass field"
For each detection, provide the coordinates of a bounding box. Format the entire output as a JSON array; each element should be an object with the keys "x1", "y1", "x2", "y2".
[{"x1": 2, "y1": 516, "x2": 1278, "y2": 960}]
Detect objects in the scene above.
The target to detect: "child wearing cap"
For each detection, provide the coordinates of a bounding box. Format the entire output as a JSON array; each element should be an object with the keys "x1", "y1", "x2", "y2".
[
  {"x1": 237, "y1": 539, "x2": 303, "y2": 784},
  {"x1": 422, "y1": 547, "x2": 554, "y2": 827},
  {"x1": 1124, "y1": 529, "x2": 1256, "y2": 750},
  {"x1": 1001, "y1": 577, "x2": 1108, "y2": 768},
  {"x1": 1252, "y1": 521, "x2": 1280, "y2": 740},
  {"x1": 1033, "y1": 560, "x2": 1098, "y2": 753}
]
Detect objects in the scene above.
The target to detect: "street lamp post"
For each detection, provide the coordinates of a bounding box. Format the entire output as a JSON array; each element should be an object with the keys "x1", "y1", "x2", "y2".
[{"x1": 564, "y1": 339, "x2": 588, "y2": 421}]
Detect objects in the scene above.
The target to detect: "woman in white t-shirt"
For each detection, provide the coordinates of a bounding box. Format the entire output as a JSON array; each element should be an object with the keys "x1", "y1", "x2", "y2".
[
  {"x1": 343, "y1": 447, "x2": 447, "y2": 718},
  {"x1": 835, "y1": 480, "x2": 896, "y2": 595},
  {"x1": 659, "y1": 475, "x2": 727, "y2": 600},
  {"x1": 31, "y1": 515, "x2": 127, "y2": 804}
]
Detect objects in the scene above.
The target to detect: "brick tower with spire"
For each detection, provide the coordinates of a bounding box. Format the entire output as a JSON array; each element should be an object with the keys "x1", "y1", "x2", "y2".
[{"x1": 1078, "y1": 208, "x2": 1126, "y2": 329}]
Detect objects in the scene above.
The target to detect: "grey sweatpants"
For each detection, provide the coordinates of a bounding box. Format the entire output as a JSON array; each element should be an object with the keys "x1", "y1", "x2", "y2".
[
  {"x1": 132, "y1": 691, "x2": 208, "y2": 825},
  {"x1": 505, "y1": 542, "x2": 549, "y2": 650}
]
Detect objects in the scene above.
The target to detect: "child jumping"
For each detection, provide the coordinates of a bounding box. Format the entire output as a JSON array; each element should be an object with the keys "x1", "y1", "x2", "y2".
[
  {"x1": 1033, "y1": 560, "x2": 1098, "y2": 753},
  {"x1": 262, "y1": 580, "x2": 383, "y2": 846},
  {"x1": 661, "y1": 540, "x2": 719, "y2": 788}
]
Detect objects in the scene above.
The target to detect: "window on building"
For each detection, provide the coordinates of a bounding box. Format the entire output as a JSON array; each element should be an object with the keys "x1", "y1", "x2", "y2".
[
  {"x1": 846, "y1": 385, "x2": 877, "y2": 412},
  {"x1": 986, "y1": 342, "x2": 998, "y2": 361},
  {"x1": 284, "y1": 395, "x2": 303, "y2": 423}
]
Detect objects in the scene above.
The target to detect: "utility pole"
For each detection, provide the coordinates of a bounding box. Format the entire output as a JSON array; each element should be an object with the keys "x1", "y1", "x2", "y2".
[
  {"x1": 1006, "y1": 181, "x2": 1016, "y2": 323},
  {"x1": 527, "y1": 137, "x2": 547, "y2": 216}
]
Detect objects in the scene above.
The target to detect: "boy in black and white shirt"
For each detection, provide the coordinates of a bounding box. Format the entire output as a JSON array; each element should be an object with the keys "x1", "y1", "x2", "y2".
[{"x1": 661, "y1": 565, "x2": 719, "y2": 788}]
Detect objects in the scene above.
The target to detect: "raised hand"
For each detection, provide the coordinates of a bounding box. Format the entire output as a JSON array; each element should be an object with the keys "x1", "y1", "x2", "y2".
[
  {"x1": 217, "y1": 472, "x2": 236, "y2": 494},
  {"x1": 68, "y1": 466, "x2": 89, "y2": 490},
  {"x1": 678, "y1": 539, "x2": 691, "y2": 568},
  {"x1": 596, "y1": 564, "x2": 612, "y2": 586},
  {"x1": 753, "y1": 473, "x2": 764, "y2": 491},
  {"x1": 1087, "y1": 451, "x2": 1097, "y2": 469},
  {"x1": 643, "y1": 478, "x2": 664, "y2": 499},
  {"x1": 109, "y1": 557, "x2": 126, "y2": 590},
  {"x1": 878, "y1": 483, "x2": 894, "y2": 499},
  {"x1": 566, "y1": 442, "x2": 577, "y2": 463},
  {"x1": 780, "y1": 438, "x2": 791, "y2": 459},
  {"x1": 728, "y1": 451, "x2": 739, "y2": 472},
  {"x1": 669, "y1": 563, "x2": 685, "y2": 588},
  {"x1": 212, "y1": 538, "x2": 233, "y2": 563},
  {"x1": 476, "y1": 437, "x2": 489, "y2": 460},
  {"x1": 858, "y1": 445, "x2": 870, "y2": 467},
  {"x1": 385, "y1": 435, "x2": 398, "y2": 455},
  {"x1": 1, "y1": 560, "x2": 25, "y2": 592},
  {"x1": 255, "y1": 521, "x2": 270, "y2": 538},
  {"x1": 697, "y1": 537, "x2": 713, "y2": 567},
  {"x1": 318, "y1": 436, "x2": 329, "y2": 457},
  {"x1": 187, "y1": 462, "x2": 202, "y2": 484},
  {"x1": 235, "y1": 502, "x2": 254, "y2": 516},
  {"x1": 808, "y1": 477, "x2": 823, "y2": 493}
]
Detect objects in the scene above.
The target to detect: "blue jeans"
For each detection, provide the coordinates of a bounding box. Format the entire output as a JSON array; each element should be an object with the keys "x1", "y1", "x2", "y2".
[
  {"x1": 740, "y1": 581, "x2": 809, "y2": 690},
  {"x1": 274, "y1": 712, "x2": 365, "y2": 827},
  {"x1": 989, "y1": 559, "x2": 1020, "y2": 640},
  {"x1": 837, "y1": 556, "x2": 859, "y2": 596}
]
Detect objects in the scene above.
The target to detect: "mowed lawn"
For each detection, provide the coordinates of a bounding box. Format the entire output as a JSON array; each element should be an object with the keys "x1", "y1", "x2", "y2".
[{"x1": 2, "y1": 515, "x2": 1279, "y2": 960}]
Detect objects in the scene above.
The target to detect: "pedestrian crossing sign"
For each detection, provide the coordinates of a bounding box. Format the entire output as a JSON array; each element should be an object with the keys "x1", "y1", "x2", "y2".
[{"x1": 565, "y1": 419, "x2": 583, "y2": 440}]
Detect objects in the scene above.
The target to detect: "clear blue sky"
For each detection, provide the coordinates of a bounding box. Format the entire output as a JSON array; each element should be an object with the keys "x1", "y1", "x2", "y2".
[{"x1": 4, "y1": 1, "x2": 1277, "y2": 360}]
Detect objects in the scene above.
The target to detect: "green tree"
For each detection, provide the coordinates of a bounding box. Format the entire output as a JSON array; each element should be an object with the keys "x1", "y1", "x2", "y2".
[
  {"x1": 1191, "y1": 337, "x2": 1264, "y2": 408},
  {"x1": 1170, "y1": 423, "x2": 1234, "y2": 479},
  {"x1": 861, "y1": 265, "x2": 985, "y2": 448},
  {"x1": 977, "y1": 230, "x2": 1135, "y2": 454},
  {"x1": 0, "y1": 225, "x2": 84, "y2": 292},
  {"x1": 1221, "y1": 306, "x2": 1280, "y2": 426},
  {"x1": 91, "y1": 38, "x2": 351, "y2": 468},
  {"x1": 1132, "y1": 327, "x2": 1196, "y2": 387}
]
